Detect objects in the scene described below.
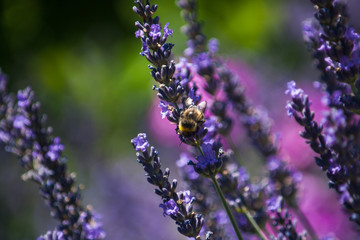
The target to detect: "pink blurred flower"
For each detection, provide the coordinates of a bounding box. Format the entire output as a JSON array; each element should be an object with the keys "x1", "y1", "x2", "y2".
[{"x1": 298, "y1": 174, "x2": 357, "y2": 239}]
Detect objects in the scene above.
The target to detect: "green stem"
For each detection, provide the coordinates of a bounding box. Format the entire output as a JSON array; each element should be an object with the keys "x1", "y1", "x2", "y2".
[
  {"x1": 210, "y1": 173, "x2": 244, "y2": 240},
  {"x1": 196, "y1": 144, "x2": 204, "y2": 156},
  {"x1": 240, "y1": 205, "x2": 269, "y2": 240},
  {"x1": 351, "y1": 81, "x2": 359, "y2": 98}
]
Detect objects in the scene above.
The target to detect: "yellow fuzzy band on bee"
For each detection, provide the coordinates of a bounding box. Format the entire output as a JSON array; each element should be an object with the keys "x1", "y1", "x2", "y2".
[{"x1": 179, "y1": 125, "x2": 196, "y2": 132}]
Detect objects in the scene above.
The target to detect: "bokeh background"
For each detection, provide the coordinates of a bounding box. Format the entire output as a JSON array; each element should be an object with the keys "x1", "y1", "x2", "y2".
[{"x1": 1, "y1": 0, "x2": 360, "y2": 239}]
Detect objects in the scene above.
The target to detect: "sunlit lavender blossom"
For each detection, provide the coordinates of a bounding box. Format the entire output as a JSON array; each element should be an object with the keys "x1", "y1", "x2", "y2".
[
  {"x1": 189, "y1": 143, "x2": 223, "y2": 177},
  {"x1": 160, "y1": 199, "x2": 180, "y2": 216},
  {"x1": 132, "y1": 132, "x2": 150, "y2": 152},
  {"x1": 286, "y1": 80, "x2": 360, "y2": 225},
  {"x1": 131, "y1": 133, "x2": 206, "y2": 239}
]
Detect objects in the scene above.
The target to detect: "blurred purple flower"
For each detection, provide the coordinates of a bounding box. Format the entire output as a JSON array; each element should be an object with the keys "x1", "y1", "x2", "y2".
[
  {"x1": 163, "y1": 23, "x2": 173, "y2": 38},
  {"x1": 13, "y1": 115, "x2": 30, "y2": 130},
  {"x1": 46, "y1": 137, "x2": 64, "y2": 161},
  {"x1": 208, "y1": 38, "x2": 219, "y2": 54}
]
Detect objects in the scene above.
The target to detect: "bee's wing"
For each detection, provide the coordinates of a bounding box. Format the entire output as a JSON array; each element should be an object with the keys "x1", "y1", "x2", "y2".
[
  {"x1": 198, "y1": 101, "x2": 207, "y2": 113},
  {"x1": 184, "y1": 97, "x2": 194, "y2": 108}
]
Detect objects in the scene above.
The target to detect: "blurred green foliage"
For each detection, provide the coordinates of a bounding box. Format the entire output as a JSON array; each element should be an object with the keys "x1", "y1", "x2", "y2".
[{"x1": 0, "y1": 0, "x2": 292, "y2": 158}]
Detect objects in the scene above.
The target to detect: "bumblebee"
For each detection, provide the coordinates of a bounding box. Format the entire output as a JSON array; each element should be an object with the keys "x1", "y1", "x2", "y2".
[{"x1": 177, "y1": 102, "x2": 206, "y2": 137}]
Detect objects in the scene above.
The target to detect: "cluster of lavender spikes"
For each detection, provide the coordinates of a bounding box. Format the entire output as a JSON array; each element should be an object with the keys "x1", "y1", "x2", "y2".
[
  {"x1": 2, "y1": 0, "x2": 360, "y2": 239},
  {"x1": 0, "y1": 74, "x2": 105, "y2": 239},
  {"x1": 131, "y1": 0, "x2": 328, "y2": 240},
  {"x1": 286, "y1": 0, "x2": 360, "y2": 226}
]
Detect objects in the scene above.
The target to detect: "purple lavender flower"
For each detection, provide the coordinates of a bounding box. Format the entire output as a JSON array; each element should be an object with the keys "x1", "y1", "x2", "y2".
[
  {"x1": 193, "y1": 52, "x2": 213, "y2": 76},
  {"x1": 79, "y1": 211, "x2": 106, "y2": 239},
  {"x1": 184, "y1": 40, "x2": 196, "y2": 57},
  {"x1": 267, "y1": 196, "x2": 306, "y2": 240},
  {"x1": 0, "y1": 78, "x2": 105, "y2": 239},
  {"x1": 266, "y1": 196, "x2": 283, "y2": 213},
  {"x1": 208, "y1": 38, "x2": 219, "y2": 55},
  {"x1": 163, "y1": 23, "x2": 173, "y2": 38},
  {"x1": 149, "y1": 24, "x2": 162, "y2": 40},
  {"x1": 304, "y1": 0, "x2": 360, "y2": 114},
  {"x1": 135, "y1": 29, "x2": 144, "y2": 38},
  {"x1": 189, "y1": 143, "x2": 222, "y2": 177},
  {"x1": 177, "y1": 0, "x2": 206, "y2": 56},
  {"x1": 286, "y1": 80, "x2": 360, "y2": 226},
  {"x1": 285, "y1": 81, "x2": 305, "y2": 99},
  {"x1": 13, "y1": 114, "x2": 30, "y2": 130},
  {"x1": 131, "y1": 133, "x2": 150, "y2": 152},
  {"x1": 17, "y1": 87, "x2": 32, "y2": 108},
  {"x1": 177, "y1": 0, "x2": 304, "y2": 238},
  {"x1": 160, "y1": 199, "x2": 179, "y2": 216},
  {"x1": 46, "y1": 137, "x2": 65, "y2": 161},
  {"x1": 134, "y1": 0, "x2": 213, "y2": 149},
  {"x1": 175, "y1": 57, "x2": 192, "y2": 85},
  {"x1": 176, "y1": 152, "x2": 227, "y2": 239},
  {"x1": 159, "y1": 101, "x2": 171, "y2": 119},
  {"x1": 131, "y1": 133, "x2": 205, "y2": 239},
  {"x1": 178, "y1": 3, "x2": 302, "y2": 224},
  {"x1": 180, "y1": 190, "x2": 194, "y2": 204},
  {"x1": 37, "y1": 229, "x2": 65, "y2": 240},
  {"x1": 189, "y1": 86, "x2": 201, "y2": 104},
  {"x1": 321, "y1": 108, "x2": 347, "y2": 147}
]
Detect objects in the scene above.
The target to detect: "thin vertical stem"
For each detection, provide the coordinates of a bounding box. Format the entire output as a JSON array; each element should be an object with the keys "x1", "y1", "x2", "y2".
[
  {"x1": 240, "y1": 205, "x2": 269, "y2": 240},
  {"x1": 351, "y1": 82, "x2": 359, "y2": 98},
  {"x1": 210, "y1": 173, "x2": 244, "y2": 240},
  {"x1": 196, "y1": 144, "x2": 204, "y2": 156}
]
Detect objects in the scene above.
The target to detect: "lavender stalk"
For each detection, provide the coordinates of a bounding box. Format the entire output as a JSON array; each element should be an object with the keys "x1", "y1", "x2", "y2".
[
  {"x1": 0, "y1": 72, "x2": 105, "y2": 239},
  {"x1": 210, "y1": 172, "x2": 244, "y2": 240},
  {"x1": 305, "y1": 0, "x2": 360, "y2": 111},
  {"x1": 131, "y1": 133, "x2": 206, "y2": 239},
  {"x1": 286, "y1": 80, "x2": 360, "y2": 225},
  {"x1": 267, "y1": 196, "x2": 307, "y2": 240}
]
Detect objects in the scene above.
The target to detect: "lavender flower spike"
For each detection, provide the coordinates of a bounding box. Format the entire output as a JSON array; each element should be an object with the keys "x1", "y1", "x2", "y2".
[
  {"x1": 286, "y1": 80, "x2": 360, "y2": 225},
  {"x1": 0, "y1": 76, "x2": 105, "y2": 239},
  {"x1": 305, "y1": 0, "x2": 360, "y2": 112},
  {"x1": 267, "y1": 196, "x2": 307, "y2": 240},
  {"x1": 134, "y1": 0, "x2": 210, "y2": 147},
  {"x1": 131, "y1": 133, "x2": 206, "y2": 240}
]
